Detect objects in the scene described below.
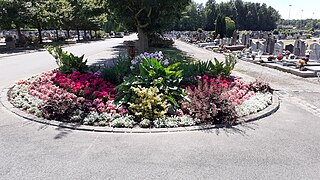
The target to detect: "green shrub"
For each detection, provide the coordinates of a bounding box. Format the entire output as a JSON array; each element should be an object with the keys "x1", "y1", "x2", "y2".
[
  {"x1": 180, "y1": 54, "x2": 237, "y2": 80},
  {"x1": 47, "y1": 46, "x2": 88, "y2": 74},
  {"x1": 128, "y1": 86, "x2": 169, "y2": 120},
  {"x1": 115, "y1": 57, "x2": 185, "y2": 107},
  {"x1": 101, "y1": 54, "x2": 132, "y2": 85},
  {"x1": 305, "y1": 34, "x2": 312, "y2": 39}
]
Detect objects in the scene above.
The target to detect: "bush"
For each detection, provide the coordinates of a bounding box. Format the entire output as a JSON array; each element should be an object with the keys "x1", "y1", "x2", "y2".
[
  {"x1": 40, "y1": 98, "x2": 79, "y2": 121},
  {"x1": 101, "y1": 54, "x2": 132, "y2": 85},
  {"x1": 47, "y1": 46, "x2": 88, "y2": 74},
  {"x1": 128, "y1": 86, "x2": 169, "y2": 120},
  {"x1": 179, "y1": 54, "x2": 237, "y2": 85},
  {"x1": 181, "y1": 76, "x2": 237, "y2": 125},
  {"x1": 5, "y1": 36, "x2": 14, "y2": 42},
  {"x1": 115, "y1": 56, "x2": 185, "y2": 107},
  {"x1": 305, "y1": 34, "x2": 312, "y2": 39},
  {"x1": 249, "y1": 80, "x2": 273, "y2": 94}
]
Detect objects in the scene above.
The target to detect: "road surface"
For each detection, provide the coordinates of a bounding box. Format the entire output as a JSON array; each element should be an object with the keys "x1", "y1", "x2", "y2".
[{"x1": 0, "y1": 37, "x2": 320, "y2": 179}]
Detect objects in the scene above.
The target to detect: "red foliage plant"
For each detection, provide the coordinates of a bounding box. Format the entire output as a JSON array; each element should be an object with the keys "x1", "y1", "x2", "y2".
[{"x1": 181, "y1": 75, "x2": 237, "y2": 125}]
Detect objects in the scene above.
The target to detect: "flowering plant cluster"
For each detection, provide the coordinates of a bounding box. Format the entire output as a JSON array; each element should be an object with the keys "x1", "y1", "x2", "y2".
[
  {"x1": 181, "y1": 75, "x2": 237, "y2": 125},
  {"x1": 54, "y1": 71, "x2": 116, "y2": 100},
  {"x1": 296, "y1": 59, "x2": 306, "y2": 68},
  {"x1": 236, "y1": 92, "x2": 272, "y2": 117},
  {"x1": 131, "y1": 51, "x2": 169, "y2": 69},
  {"x1": 277, "y1": 54, "x2": 284, "y2": 60},
  {"x1": 224, "y1": 79, "x2": 255, "y2": 106},
  {"x1": 180, "y1": 75, "x2": 256, "y2": 125},
  {"x1": 9, "y1": 50, "x2": 274, "y2": 128}
]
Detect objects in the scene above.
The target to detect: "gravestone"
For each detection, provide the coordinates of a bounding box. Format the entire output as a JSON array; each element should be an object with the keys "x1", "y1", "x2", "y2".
[
  {"x1": 294, "y1": 39, "x2": 306, "y2": 56},
  {"x1": 249, "y1": 39, "x2": 253, "y2": 47},
  {"x1": 310, "y1": 43, "x2": 320, "y2": 62},
  {"x1": 241, "y1": 34, "x2": 250, "y2": 46},
  {"x1": 263, "y1": 32, "x2": 269, "y2": 39},
  {"x1": 219, "y1": 39, "x2": 223, "y2": 45},
  {"x1": 265, "y1": 37, "x2": 276, "y2": 55},
  {"x1": 223, "y1": 38, "x2": 228, "y2": 45},
  {"x1": 285, "y1": 44, "x2": 294, "y2": 53},
  {"x1": 227, "y1": 38, "x2": 232, "y2": 45},
  {"x1": 251, "y1": 42, "x2": 257, "y2": 52},
  {"x1": 258, "y1": 43, "x2": 265, "y2": 54},
  {"x1": 232, "y1": 30, "x2": 237, "y2": 45},
  {"x1": 273, "y1": 42, "x2": 284, "y2": 55}
]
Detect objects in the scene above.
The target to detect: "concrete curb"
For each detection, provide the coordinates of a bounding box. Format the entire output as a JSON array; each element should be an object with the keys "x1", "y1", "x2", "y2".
[{"x1": 0, "y1": 87, "x2": 280, "y2": 133}]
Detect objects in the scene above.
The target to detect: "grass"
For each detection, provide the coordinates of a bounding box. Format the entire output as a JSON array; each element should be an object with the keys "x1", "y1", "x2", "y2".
[{"x1": 148, "y1": 46, "x2": 194, "y2": 63}]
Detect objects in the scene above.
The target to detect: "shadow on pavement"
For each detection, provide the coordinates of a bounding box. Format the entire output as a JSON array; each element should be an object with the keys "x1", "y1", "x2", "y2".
[
  {"x1": 91, "y1": 44, "x2": 128, "y2": 67},
  {"x1": 200, "y1": 122, "x2": 259, "y2": 136}
]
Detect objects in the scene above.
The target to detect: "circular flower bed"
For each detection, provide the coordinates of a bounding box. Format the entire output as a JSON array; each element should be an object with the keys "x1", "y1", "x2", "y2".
[{"x1": 8, "y1": 48, "x2": 274, "y2": 128}]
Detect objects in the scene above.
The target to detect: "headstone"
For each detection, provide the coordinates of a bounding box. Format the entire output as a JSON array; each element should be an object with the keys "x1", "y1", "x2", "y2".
[
  {"x1": 252, "y1": 43, "x2": 257, "y2": 52},
  {"x1": 227, "y1": 38, "x2": 232, "y2": 45},
  {"x1": 310, "y1": 43, "x2": 320, "y2": 62},
  {"x1": 241, "y1": 34, "x2": 250, "y2": 46},
  {"x1": 232, "y1": 30, "x2": 237, "y2": 45},
  {"x1": 263, "y1": 32, "x2": 269, "y2": 39},
  {"x1": 293, "y1": 39, "x2": 306, "y2": 56},
  {"x1": 285, "y1": 44, "x2": 294, "y2": 53},
  {"x1": 287, "y1": 35, "x2": 293, "y2": 40},
  {"x1": 258, "y1": 43, "x2": 265, "y2": 54},
  {"x1": 223, "y1": 38, "x2": 227, "y2": 45},
  {"x1": 266, "y1": 37, "x2": 276, "y2": 55},
  {"x1": 273, "y1": 42, "x2": 284, "y2": 55},
  {"x1": 219, "y1": 39, "x2": 223, "y2": 45}
]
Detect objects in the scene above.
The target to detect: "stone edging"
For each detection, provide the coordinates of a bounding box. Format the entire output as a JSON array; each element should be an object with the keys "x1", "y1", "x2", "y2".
[
  {"x1": 240, "y1": 57, "x2": 317, "y2": 78},
  {"x1": 0, "y1": 87, "x2": 280, "y2": 133}
]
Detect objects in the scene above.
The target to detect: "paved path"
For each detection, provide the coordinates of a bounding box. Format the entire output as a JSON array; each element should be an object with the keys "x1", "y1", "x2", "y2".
[{"x1": 1, "y1": 38, "x2": 320, "y2": 179}]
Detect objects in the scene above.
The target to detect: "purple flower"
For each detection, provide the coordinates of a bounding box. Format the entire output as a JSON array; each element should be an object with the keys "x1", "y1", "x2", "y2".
[
  {"x1": 163, "y1": 59, "x2": 169, "y2": 66},
  {"x1": 131, "y1": 60, "x2": 138, "y2": 65}
]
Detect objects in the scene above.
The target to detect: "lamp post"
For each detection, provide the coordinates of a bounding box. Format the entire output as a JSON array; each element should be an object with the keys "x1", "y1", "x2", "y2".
[{"x1": 289, "y1": 5, "x2": 292, "y2": 19}]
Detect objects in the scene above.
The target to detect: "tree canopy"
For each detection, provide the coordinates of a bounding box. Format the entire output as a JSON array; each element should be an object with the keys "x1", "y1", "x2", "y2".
[
  {"x1": 174, "y1": 0, "x2": 281, "y2": 31},
  {"x1": 108, "y1": 0, "x2": 191, "y2": 52},
  {"x1": 0, "y1": 0, "x2": 108, "y2": 43}
]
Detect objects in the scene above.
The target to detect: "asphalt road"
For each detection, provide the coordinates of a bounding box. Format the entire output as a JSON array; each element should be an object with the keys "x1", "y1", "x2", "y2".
[{"x1": 1, "y1": 37, "x2": 320, "y2": 179}]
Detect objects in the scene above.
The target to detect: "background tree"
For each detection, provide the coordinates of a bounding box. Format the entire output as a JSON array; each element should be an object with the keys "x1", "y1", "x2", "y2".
[
  {"x1": 225, "y1": 17, "x2": 235, "y2": 37},
  {"x1": 28, "y1": 0, "x2": 49, "y2": 44},
  {"x1": 215, "y1": 14, "x2": 226, "y2": 38},
  {"x1": 108, "y1": 0, "x2": 191, "y2": 52},
  {"x1": 173, "y1": 0, "x2": 281, "y2": 32},
  {"x1": 203, "y1": 0, "x2": 217, "y2": 31},
  {"x1": 0, "y1": 0, "x2": 30, "y2": 44},
  {"x1": 46, "y1": 0, "x2": 73, "y2": 41}
]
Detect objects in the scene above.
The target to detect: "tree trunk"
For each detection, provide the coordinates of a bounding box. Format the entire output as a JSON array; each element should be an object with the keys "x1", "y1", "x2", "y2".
[
  {"x1": 95, "y1": 30, "x2": 98, "y2": 38},
  {"x1": 84, "y1": 30, "x2": 87, "y2": 40},
  {"x1": 77, "y1": 28, "x2": 80, "y2": 41},
  {"x1": 66, "y1": 29, "x2": 70, "y2": 39},
  {"x1": 37, "y1": 23, "x2": 43, "y2": 44},
  {"x1": 137, "y1": 28, "x2": 148, "y2": 53},
  {"x1": 89, "y1": 30, "x2": 93, "y2": 39},
  {"x1": 56, "y1": 29, "x2": 59, "y2": 42},
  {"x1": 16, "y1": 27, "x2": 24, "y2": 46}
]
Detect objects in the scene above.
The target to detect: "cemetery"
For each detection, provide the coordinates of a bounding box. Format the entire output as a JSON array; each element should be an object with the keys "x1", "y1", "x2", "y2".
[
  {"x1": 1, "y1": 0, "x2": 320, "y2": 178},
  {"x1": 174, "y1": 30, "x2": 320, "y2": 77}
]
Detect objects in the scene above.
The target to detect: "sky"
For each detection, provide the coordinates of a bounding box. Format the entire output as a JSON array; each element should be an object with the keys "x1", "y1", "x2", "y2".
[{"x1": 194, "y1": 0, "x2": 320, "y2": 20}]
